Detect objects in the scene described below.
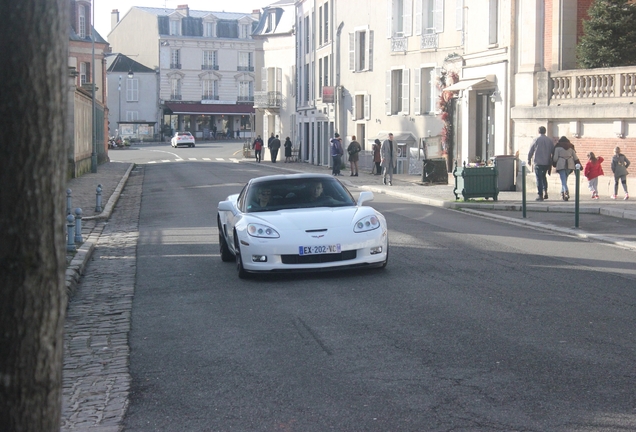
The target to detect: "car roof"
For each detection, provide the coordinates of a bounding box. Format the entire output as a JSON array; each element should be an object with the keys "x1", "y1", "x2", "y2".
[{"x1": 248, "y1": 173, "x2": 335, "y2": 186}]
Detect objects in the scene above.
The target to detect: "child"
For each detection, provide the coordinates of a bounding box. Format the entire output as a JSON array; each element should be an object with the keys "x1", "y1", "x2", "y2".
[
  {"x1": 610, "y1": 146, "x2": 630, "y2": 200},
  {"x1": 584, "y1": 152, "x2": 604, "y2": 199}
]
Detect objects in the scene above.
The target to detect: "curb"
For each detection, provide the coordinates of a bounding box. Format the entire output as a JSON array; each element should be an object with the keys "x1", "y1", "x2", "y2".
[{"x1": 65, "y1": 163, "x2": 135, "y2": 300}]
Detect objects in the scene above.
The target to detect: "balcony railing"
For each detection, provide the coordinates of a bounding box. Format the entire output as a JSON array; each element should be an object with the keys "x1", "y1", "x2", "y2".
[
  {"x1": 202, "y1": 95, "x2": 220, "y2": 101},
  {"x1": 237, "y1": 95, "x2": 254, "y2": 103},
  {"x1": 420, "y1": 33, "x2": 438, "y2": 50},
  {"x1": 550, "y1": 66, "x2": 636, "y2": 103},
  {"x1": 253, "y1": 91, "x2": 281, "y2": 108},
  {"x1": 237, "y1": 66, "x2": 254, "y2": 72},
  {"x1": 170, "y1": 94, "x2": 182, "y2": 100},
  {"x1": 170, "y1": 63, "x2": 181, "y2": 69},
  {"x1": 391, "y1": 36, "x2": 407, "y2": 53},
  {"x1": 201, "y1": 64, "x2": 219, "y2": 70}
]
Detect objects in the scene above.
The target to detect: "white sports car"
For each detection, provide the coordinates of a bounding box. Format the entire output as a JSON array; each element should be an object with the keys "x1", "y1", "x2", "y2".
[{"x1": 217, "y1": 173, "x2": 388, "y2": 278}]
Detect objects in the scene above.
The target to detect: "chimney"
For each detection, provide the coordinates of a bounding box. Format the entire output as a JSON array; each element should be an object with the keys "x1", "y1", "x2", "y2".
[
  {"x1": 111, "y1": 9, "x2": 119, "y2": 30},
  {"x1": 177, "y1": 4, "x2": 189, "y2": 16}
]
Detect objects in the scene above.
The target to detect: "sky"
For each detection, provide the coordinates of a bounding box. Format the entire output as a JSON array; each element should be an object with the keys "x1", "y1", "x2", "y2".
[{"x1": 94, "y1": 0, "x2": 273, "y2": 39}]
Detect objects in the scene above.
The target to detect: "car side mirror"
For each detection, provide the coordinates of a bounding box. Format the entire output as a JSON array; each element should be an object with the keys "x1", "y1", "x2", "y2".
[
  {"x1": 218, "y1": 200, "x2": 238, "y2": 216},
  {"x1": 357, "y1": 191, "x2": 374, "y2": 206}
]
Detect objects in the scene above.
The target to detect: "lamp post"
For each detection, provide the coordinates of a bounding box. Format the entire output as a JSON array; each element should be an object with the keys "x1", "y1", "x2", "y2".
[{"x1": 118, "y1": 75, "x2": 122, "y2": 124}]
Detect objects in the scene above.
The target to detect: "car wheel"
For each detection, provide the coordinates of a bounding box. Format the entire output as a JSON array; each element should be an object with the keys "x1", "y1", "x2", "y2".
[
  {"x1": 191, "y1": 144, "x2": 195, "y2": 147},
  {"x1": 218, "y1": 220, "x2": 234, "y2": 262},
  {"x1": 234, "y1": 234, "x2": 249, "y2": 279}
]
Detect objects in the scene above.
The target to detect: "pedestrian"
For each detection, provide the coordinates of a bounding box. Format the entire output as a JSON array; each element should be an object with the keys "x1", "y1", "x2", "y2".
[
  {"x1": 284, "y1": 137, "x2": 293, "y2": 163},
  {"x1": 584, "y1": 152, "x2": 604, "y2": 199},
  {"x1": 527, "y1": 126, "x2": 555, "y2": 201},
  {"x1": 552, "y1": 136, "x2": 580, "y2": 201},
  {"x1": 211, "y1": 124, "x2": 217, "y2": 139},
  {"x1": 381, "y1": 133, "x2": 398, "y2": 185},
  {"x1": 253, "y1": 134, "x2": 263, "y2": 163},
  {"x1": 270, "y1": 134, "x2": 281, "y2": 163},
  {"x1": 236, "y1": 129, "x2": 240, "y2": 139},
  {"x1": 330, "y1": 133, "x2": 344, "y2": 175},
  {"x1": 610, "y1": 146, "x2": 630, "y2": 200},
  {"x1": 372, "y1": 139, "x2": 382, "y2": 175},
  {"x1": 347, "y1": 135, "x2": 361, "y2": 176}
]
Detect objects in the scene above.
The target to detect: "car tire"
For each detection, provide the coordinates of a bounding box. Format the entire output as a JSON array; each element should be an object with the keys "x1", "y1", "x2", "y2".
[
  {"x1": 218, "y1": 220, "x2": 234, "y2": 262},
  {"x1": 234, "y1": 234, "x2": 249, "y2": 279}
]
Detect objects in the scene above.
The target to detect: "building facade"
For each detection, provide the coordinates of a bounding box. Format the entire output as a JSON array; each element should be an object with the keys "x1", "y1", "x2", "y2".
[{"x1": 108, "y1": 5, "x2": 260, "y2": 140}]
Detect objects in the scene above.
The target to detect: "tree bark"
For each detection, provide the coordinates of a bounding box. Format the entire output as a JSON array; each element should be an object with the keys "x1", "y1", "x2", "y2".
[{"x1": 0, "y1": 1, "x2": 69, "y2": 430}]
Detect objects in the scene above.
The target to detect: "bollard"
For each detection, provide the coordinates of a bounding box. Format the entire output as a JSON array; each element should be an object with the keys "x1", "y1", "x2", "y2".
[
  {"x1": 521, "y1": 161, "x2": 527, "y2": 218},
  {"x1": 74, "y1": 208, "x2": 83, "y2": 243},
  {"x1": 95, "y1": 184, "x2": 103, "y2": 213},
  {"x1": 66, "y1": 189, "x2": 72, "y2": 215},
  {"x1": 66, "y1": 214, "x2": 76, "y2": 252},
  {"x1": 574, "y1": 164, "x2": 581, "y2": 228}
]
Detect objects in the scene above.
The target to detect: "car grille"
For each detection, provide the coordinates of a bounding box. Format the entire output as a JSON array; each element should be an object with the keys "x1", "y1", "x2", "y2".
[{"x1": 281, "y1": 250, "x2": 357, "y2": 264}]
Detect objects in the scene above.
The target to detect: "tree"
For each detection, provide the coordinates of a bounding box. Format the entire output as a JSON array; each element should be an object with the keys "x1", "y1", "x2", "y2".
[
  {"x1": 577, "y1": 0, "x2": 636, "y2": 68},
  {"x1": 0, "y1": 0, "x2": 69, "y2": 430}
]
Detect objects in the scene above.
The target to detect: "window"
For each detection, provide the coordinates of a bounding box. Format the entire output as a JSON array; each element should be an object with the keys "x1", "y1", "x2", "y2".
[
  {"x1": 349, "y1": 29, "x2": 374, "y2": 72},
  {"x1": 489, "y1": 0, "x2": 498, "y2": 44},
  {"x1": 414, "y1": 67, "x2": 438, "y2": 115},
  {"x1": 202, "y1": 79, "x2": 218, "y2": 100},
  {"x1": 171, "y1": 78, "x2": 181, "y2": 100},
  {"x1": 78, "y1": 5, "x2": 86, "y2": 38},
  {"x1": 203, "y1": 50, "x2": 218, "y2": 70},
  {"x1": 415, "y1": 0, "x2": 444, "y2": 35},
  {"x1": 170, "y1": 19, "x2": 180, "y2": 35},
  {"x1": 318, "y1": 6, "x2": 323, "y2": 43},
  {"x1": 125, "y1": 111, "x2": 139, "y2": 121},
  {"x1": 305, "y1": 16, "x2": 310, "y2": 53},
  {"x1": 238, "y1": 52, "x2": 253, "y2": 71},
  {"x1": 386, "y1": 68, "x2": 409, "y2": 115},
  {"x1": 389, "y1": 0, "x2": 412, "y2": 38},
  {"x1": 238, "y1": 81, "x2": 253, "y2": 101},
  {"x1": 323, "y1": 56, "x2": 329, "y2": 87},
  {"x1": 171, "y1": 49, "x2": 181, "y2": 69},
  {"x1": 351, "y1": 94, "x2": 371, "y2": 121},
  {"x1": 204, "y1": 21, "x2": 216, "y2": 37},
  {"x1": 455, "y1": 0, "x2": 463, "y2": 31},
  {"x1": 126, "y1": 78, "x2": 138, "y2": 102},
  {"x1": 79, "y1": 62, "x2": 90, "y2": 85},
  {"x1": 240, "y1": 23, "x2": 250, "y2": 39},
  {"x1": 323, "y1": 2, "x2": 329, "y2": 44}
]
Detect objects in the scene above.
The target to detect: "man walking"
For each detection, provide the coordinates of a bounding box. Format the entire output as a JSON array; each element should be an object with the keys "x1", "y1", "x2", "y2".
[
  {"x1": 527, "y1": 126, "x2": 555, "y2": 201},
  {"x1": 330, "y1": 133, "x2": 344, "y2": 175},
  {"x1": 270, "y1": 134, "x2": 281, "y2": 163},
  {"x1": 253, "y1": 135, "x2": 263, "y2": 163},
  {"x1": 381, "y1": 133, "x2": 398, "y2": 185}
]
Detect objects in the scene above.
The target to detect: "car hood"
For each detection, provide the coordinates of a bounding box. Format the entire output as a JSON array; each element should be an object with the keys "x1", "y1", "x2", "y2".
[{"x1": 251, "y1": 206, "x2": 368, "y2": 230}]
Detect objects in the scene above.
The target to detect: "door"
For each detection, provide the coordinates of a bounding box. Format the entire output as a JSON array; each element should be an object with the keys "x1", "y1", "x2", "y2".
[{"x1": 475, "y1": 93, "x2": 495, "y2": 164}]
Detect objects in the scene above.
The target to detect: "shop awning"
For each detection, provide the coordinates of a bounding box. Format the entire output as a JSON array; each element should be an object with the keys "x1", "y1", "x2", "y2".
[
  {"x1": 444, "y1": 75, "x2": 495, "y2": 92},
  {"x1": 164, "y1": 102, "x2": 255, "y2": 115}
]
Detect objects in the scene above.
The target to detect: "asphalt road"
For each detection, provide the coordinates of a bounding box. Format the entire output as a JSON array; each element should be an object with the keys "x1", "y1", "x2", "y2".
[{"x1": 123, "y1": 161, "x2": 636, "y2": 431}]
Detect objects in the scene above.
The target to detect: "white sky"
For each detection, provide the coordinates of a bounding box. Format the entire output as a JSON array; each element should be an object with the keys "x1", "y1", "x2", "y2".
[{"x1": 94, "y1": 0, "x2": 273, "y2": 40}]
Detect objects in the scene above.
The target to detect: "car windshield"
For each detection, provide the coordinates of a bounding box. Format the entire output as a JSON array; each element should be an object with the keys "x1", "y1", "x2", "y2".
[
  {"x1": 245, "y1": 178, "x2": 356, "y2": 213},
  {"x1": 177, "y1": 132, "x2": 192, "y2": 136}
]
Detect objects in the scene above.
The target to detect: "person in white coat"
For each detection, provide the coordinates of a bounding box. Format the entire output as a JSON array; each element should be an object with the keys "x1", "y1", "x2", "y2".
[{"x1": 381, "y1": 133, "x2": 398, "y2": 185}]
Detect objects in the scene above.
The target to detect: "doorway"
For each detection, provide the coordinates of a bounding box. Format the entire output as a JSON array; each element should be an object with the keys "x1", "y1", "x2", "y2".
[{"x1": 475, "y1": 93, "x2": 495, "y2": 164}]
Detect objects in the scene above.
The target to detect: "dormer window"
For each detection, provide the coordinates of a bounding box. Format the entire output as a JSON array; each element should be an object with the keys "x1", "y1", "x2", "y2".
[
  {"x1": 204, "y1": 21, "x2": 216, "y2": 37},
  {"x1": 170, "y1": 19, "x2": 180, "y2": 35},
  {"x1": 78, "y1": 6, "x2": 86, "y2": 38}
]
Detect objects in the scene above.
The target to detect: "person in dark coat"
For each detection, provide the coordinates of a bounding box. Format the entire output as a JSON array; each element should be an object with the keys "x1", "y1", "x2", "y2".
[
  {"x1": 372, "y1": 139, "x2": 382, "y2": 175},
  {"x1": 284, "y1": 137, "x2": 293, "y2": 163},
  {"x1": 270, "y1": 134, "x2": 281, "y2": 163}
]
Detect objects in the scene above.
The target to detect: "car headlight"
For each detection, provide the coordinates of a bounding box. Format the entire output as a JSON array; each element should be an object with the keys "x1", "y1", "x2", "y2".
[
  {"x1": 247, "y1": 223, "x2": 280, "y2": 238},
  {"x1": 354, "y1": 215, "x2": 380, "y2": 232}
]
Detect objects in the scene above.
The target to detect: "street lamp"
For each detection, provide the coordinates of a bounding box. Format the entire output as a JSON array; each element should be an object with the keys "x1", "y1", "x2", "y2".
[{"x1": 128, "y1": 69, "x2": 134, "y2": 79}]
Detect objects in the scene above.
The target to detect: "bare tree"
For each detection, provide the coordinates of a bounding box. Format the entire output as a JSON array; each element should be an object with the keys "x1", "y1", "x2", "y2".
[{"x1": 0, "y1": 0, "x2": 69, "y2": 430}]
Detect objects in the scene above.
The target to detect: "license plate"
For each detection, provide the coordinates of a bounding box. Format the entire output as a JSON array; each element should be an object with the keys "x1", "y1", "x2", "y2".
[{"x1": 299, "y1": 244, "x2": 341, "y2": 255}]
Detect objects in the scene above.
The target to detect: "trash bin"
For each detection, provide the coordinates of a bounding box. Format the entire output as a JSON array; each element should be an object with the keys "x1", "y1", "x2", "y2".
[
  {"x1": 491, "y1": 155, "x2": 515, "y2": 191},
  {"x1": 422, "y1": 158, "x2": 448, "y2": 184},
  {"x1": 453, "y1": 161, "x2": 499, "y2": 201}
]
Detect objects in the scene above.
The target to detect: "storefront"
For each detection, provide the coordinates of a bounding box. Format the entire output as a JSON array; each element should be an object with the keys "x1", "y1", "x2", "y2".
[{"x1": 163, "y1": 102, "x2": 255, "y2": 140}]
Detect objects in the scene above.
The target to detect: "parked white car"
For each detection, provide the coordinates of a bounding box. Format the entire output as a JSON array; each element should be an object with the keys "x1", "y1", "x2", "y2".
[
  {"x1": 171, "y1": 131, "x2": 195, "y2": 148},
  {"x1": 217, "y1": 173, "x2": 389, "y2": 279}
]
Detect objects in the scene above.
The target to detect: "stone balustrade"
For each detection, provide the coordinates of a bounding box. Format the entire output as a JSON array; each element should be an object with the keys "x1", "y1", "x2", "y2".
[{"x1": 551, "y1": 66, "x2": 636, "y2": 103}]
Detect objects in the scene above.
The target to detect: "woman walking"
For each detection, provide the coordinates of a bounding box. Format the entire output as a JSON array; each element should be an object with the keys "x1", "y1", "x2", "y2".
[
  {"x1": 610, "y1": 146, "x2": 630, "y2": 200},
  {"x1": 284, "y1": 137, "x2": 293, "y2": 163},
  {"x1": 552, "y1": 136, "x2": 580, "y2": 201},
  {"x1": 372, "y1": 139, "x2": 382, "y2": 175},
  {"x1": 347, "y1": 135, "x2": 361, "y2": 176}
]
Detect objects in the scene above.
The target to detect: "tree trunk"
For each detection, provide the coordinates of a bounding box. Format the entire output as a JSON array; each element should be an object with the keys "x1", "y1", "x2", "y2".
[{"x1": 0, "y1": 1, "x2": 69, "y2": 430}]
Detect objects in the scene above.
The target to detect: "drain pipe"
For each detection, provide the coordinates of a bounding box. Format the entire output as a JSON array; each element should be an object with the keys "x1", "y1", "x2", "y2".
[{"x1": 335, "y1": 21, "x2": 344, "y2": 135}]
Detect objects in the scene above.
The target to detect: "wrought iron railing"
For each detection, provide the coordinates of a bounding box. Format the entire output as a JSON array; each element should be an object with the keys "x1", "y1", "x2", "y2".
[{"x1": 253, "y1": 91, "x2": 281, "y2": 108}]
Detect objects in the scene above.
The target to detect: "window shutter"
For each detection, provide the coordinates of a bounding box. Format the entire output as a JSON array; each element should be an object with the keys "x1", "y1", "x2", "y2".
[
  {"x1": 403, "y1": 0, "x2": 413, "y2": 37},
  {"x1": 414, "y1": 68, "x2": 421, "y2": 116},
  {"x1": 455, "y1": 0, "x2": 463, "y2": 31},
  {"x1": 434, "y1": 0, "x2": 444, "y2": 33},
  {"x1": 402, "y1": 68, "x2": 410, "y2": 115},
  {"x1": 276, "y1": 67, "x2": 282, "y2": 93},
  {"x1": 434, "y1": 67, "x2": 442, "y2": 113},
  {"x1": 386, "y1": 70, "x2": 392, "y2": 115},
  {"x1": 415, "y1": 0, "x2": 423, "y2": 36},
  {"x1": 367, "y1": 30, "x2": 374, "y2": 71},
  {"x1": 349, "y1": 32, "x2": 355, "y2": 71},
  {"x1": 261, "y1": 66, "x2": 268, "y2": 92},
  {"x1": 351, "y1": 95, "x2": 356, "y2": 120},
  {"x1": 387, "y1": 0, "x2": 393, "y2": 38},
  {"x1": 364, "y1": 94, "x2": 371, "y2": 120}
]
